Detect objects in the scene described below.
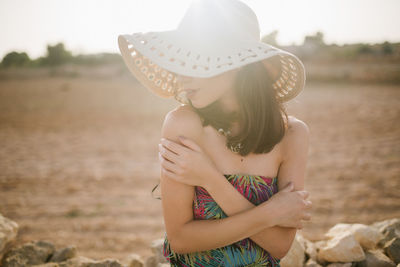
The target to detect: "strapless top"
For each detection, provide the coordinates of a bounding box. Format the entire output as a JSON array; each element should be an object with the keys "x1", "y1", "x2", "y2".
[{"x1": 162, "y1": 173, "x2": 281, "y2": 267}]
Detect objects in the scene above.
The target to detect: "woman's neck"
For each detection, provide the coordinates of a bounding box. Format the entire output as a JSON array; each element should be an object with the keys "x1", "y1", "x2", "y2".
[
  {"x1": 230, "y1": 121, "x2": 242, "y2": 136},
  {"x1": 216, "y1": 88, "x2": 243, "y2": 136}
]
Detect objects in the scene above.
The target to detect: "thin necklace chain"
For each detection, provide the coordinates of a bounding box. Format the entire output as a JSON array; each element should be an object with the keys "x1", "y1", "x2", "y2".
[{"x1": 217, "y1": 127, "x2": 243, "y2": 154}]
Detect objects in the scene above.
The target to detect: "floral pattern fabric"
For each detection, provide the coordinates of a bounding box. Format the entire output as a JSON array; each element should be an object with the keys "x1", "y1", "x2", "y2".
[{"x1": 163, "y1": 173, "x2": 281, "y2": 267}]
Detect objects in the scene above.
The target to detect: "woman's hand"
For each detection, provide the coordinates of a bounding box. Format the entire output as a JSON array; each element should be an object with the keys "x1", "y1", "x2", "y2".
[
  {"x1": 260, "y1": 182, "x2": 312, "y2": 229},
  {"x1": 158, "y1": 135, "x2": 219, "y2": 188}
]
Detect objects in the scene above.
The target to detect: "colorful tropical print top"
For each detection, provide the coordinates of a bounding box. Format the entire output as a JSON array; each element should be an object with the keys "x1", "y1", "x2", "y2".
[{"x1": 163, "y1": 173, "x2": 281, "y2": 267}]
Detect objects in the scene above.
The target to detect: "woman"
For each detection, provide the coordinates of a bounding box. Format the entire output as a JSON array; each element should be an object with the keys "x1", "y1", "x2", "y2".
[{"x1": 118, "y1": 0, "x2": 312, "y2": 266}]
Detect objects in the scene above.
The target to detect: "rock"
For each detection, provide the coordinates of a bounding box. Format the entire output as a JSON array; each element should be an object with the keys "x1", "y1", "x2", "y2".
[
  {"x1": 297, "y1": 234, "x2": 318, "y2": 262},
  {"x1": 150, "y1": 239, "x2": 167, "y2": 264},
  {"x1": 326, "y1": 263, "x2": 352, "y2": 267},
  {"x1": 0, "y1": 213, "x2": 19, "y2": 263},
  {"x1": 380, "y1": 229, "x2": 400, "y2": 249},
  {"x1": 351, "y1": 224, "x2": 383, "y2": 250},
  {"x1": 314, "y1": 239, "x2": 330, "y2": 266},
  {"x1": 384, "y1": 237, "x2": 400, "y2": 264},
  {"x1": 304, "y1": 258, "x2": 322, "y2": 267},
  {"x1": 57, "y1": 255, "x2": 124, "y2": 267},
  {"x1": 2, "y1": 240, "x2": 55, "y2": 267},
  {"x1": 357, "y1": 249, "x2": 396, "y2": 267},
  {"x1": 325, "y1": 224, "x2": 354, "y2": 237},
  {"x1": 49, "y1": 246, "x2": 77, "y2": 262},
  {"x1": 58, "y1": 255, "x2": 93, "y2": 267},
  {"x1": 34, "y1": 263, "x2": 60, "y2": 267},
  {"x1": 371, "y1": 218, "x2": 400, "y2": 236},
  {"x1": 157, "y1": 264, "x2": 170, "y2": 267},
  {"x1": 318, "y1": 231, "x2": 365, "y2": 263},
  {"x1": 124, "y1": 253, "x2": 144, "y2": 267},
  {"x1": 144, "y1": 255, "x2": 157, "y2": 267},
  {"x1": 315, "y1": 240, "x2": 328, "y2": 248},
  {"x1": 325, "y1": 223, "x2": 383, "y2": 250},
  {"x1": 306, "y1": 242, "x2": 318, "y2": 262},
  {"x1": 371, "y1": 219, "x2": 400, "y2": 248},
  {"x1": 279, "y1": 233, "x2": 305, "y2": 267}
]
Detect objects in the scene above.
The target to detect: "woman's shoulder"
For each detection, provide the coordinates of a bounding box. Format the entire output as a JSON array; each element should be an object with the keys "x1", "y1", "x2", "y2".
[
  {"x1": 161, "y1": 104, "x2": 204, "y2": 142},
  {"x1": 281, "y1": 115, "x2": 310, "y2": 155},
  {"x1": 287, "y1": 115, "x2": 309, "y2": 133}
]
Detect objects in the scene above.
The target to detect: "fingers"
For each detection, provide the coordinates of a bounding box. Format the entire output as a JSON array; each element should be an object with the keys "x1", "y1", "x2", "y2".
[
  {"x1": 297, "y1": 222, "x2": 303, "y2": 229},
  {"x1": 178, "y1": 136, "x2": 201, "y2": 152},
  {"x1": 303, "y1": 200, "x2": 312, "y2": 211},
  {"x1": 159, "y1": 143, "x2": 180, "y2": 163},
  {"x1": 303, "y1": 212, "x2": 311, "y2": 221},
  {"x1": 160, "y1": 138, "x2": 190, "y2": 155},
  {"x1": 158, "y1": 151, "x2": 180, "y2": 174},
  {"x1": 295, "y1": 212, "x2": 311, "y2": 230},
  {"x1": 296, "y1": 190, "x2": 309, "y2": 199}
]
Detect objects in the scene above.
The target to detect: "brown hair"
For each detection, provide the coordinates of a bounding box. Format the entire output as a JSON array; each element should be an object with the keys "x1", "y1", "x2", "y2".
[{"x1": 151, "y1": 60, "x2": 289, "y2": 200}]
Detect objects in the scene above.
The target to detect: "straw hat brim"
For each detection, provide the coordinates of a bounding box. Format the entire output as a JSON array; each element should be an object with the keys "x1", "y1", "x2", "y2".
[{"x1": 118, "y1": 30, "x2": 306, "y2": 104}]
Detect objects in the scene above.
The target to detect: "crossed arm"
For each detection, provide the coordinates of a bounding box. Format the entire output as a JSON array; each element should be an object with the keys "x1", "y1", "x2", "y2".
[
  {"x1": 160, "y1": 107, "x2": 310, "y2": 259},
  {"x1": 191, "y1": 118, "x2": 309, "y2": 259},
  {"x1": 202, "y1": 169, "x2": 300, "y2": 259}
]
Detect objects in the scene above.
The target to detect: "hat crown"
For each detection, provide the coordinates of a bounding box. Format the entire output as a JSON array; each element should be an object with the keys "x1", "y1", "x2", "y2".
[{"x1": 176, "y1": 0, "x2": 260, "y2": 41}]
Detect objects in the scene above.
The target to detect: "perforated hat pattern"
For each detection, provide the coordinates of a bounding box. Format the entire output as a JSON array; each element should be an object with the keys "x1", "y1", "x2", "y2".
[{"x1": 118, "y1": 0, "x2": 306, "y2": 104}]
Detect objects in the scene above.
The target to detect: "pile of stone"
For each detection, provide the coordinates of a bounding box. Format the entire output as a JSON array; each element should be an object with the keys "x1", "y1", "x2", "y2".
[
  {"x1": 1, "y1": 212, "x2": 399, "y2": 267},
  {"x1": 280, "y1": 218, "x2": 400, "y2": 267},
  {"x1": 0, "y1": 213, "x2": 168, "y2": 267}
]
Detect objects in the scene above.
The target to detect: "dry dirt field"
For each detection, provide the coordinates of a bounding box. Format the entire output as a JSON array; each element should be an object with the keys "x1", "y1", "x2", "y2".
[{"x1": 0, "y1": 67, "x2": 399, "y2": 261}]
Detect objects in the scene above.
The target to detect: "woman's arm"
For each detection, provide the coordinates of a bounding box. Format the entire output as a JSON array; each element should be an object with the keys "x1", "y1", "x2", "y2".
[
  {"x1": 203, "y1": 117, "x2": 310, "y2": 259},
  {"x1": 171, "y1": 189, "x2": 277, "y2": 254},
  {"x1": 160, "y1": 105, "x2": 278, "y2": 254}
]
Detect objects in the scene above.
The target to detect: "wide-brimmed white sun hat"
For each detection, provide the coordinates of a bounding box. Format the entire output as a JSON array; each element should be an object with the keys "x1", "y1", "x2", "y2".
[{"x1": 118, "y1": 0, "x2": 306, "y2": 104}]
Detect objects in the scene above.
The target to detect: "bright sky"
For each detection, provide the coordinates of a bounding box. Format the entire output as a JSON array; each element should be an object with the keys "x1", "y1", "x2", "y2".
[{"x1": 0, "y1": 0, "x2": 399, "y2": 59}]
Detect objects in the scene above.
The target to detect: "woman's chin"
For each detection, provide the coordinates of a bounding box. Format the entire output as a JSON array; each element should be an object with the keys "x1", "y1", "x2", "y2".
[
  {"x1": 190, "y1": 100, "x2": 208, "y2": 109},
  {"x1": 190, "y1": 97, "x2": 221, "y2": 109},
  {"x1": 190, "y1": 101, "x2": 201, "y2": 108}
]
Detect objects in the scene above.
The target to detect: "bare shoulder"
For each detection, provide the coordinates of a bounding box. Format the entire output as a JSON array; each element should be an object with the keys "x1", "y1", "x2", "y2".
[
  {"x1": 287, "y1": 115, "x2": 310, "y2": 136},
  {"x1": 161, "y1": 104, "x2": 204, "y2": 142},
  {"x1": 282, "y1": 115, "x2": 310, "y2": 157}
]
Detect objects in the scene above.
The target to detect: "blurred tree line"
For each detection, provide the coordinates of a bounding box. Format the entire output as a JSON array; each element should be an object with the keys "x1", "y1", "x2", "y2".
[
  {"x1": 1, "y1": 33, "x2": 399, "y2": 68},
  {"x1": 0, "y1": 42, "x2": 121, "y2": 68},
  {"x1": 263, "y1": 31, "x2": 399, "y2": 62}
]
